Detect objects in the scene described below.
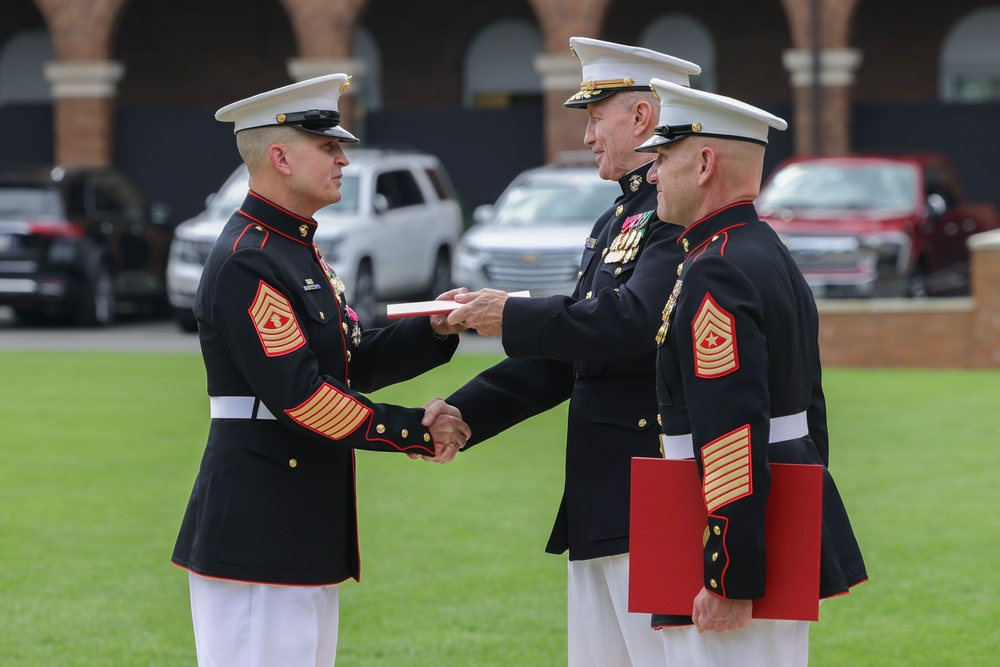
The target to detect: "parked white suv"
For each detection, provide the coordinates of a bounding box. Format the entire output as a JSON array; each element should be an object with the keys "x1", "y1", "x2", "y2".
[{"x1": 167, "y1": 148, "x2": 463, "y2": 331}]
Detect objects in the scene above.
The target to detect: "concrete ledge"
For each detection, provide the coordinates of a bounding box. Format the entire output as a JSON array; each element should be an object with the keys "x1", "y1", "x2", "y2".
[{"x1": 817, "y1": 297, "x2": 974, "y2": 314}]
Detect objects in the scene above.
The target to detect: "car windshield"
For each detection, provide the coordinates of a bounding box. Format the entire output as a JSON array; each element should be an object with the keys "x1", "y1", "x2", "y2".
[
  {"x1": 492, "y1": 177, "x2": 619, "y2": 226},
  {"x1": 210, "y1": 170, "x2": 361, "y2": 217},
  {"x1": 757, "y1": 162, "x2": 919, "y2": 214},
  {"x1": 0, "y1": 187, "x2": 61, "y2": 218}
]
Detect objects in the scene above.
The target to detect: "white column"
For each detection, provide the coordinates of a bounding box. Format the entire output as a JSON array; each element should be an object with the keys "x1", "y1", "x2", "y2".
[
  {"x1": 43, "y1": 60, "x2": 124, "y2": 98},
  {"x1": 533, "y1": 53, "x2": 580, "y2": 92},
  {"x1": 782, "y1": 48, "x2": 863, "y2": 87}
]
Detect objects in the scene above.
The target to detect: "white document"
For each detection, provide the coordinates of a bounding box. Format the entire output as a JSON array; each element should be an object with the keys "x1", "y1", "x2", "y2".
[{"x1": 386, "y1": 291, "x2": 531, "y2": 319}]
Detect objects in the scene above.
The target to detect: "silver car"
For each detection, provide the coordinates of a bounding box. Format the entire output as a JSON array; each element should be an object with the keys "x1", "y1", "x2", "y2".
[
  {"x1": 167, "y1": 148, "x2": 463, "y2": 331},
  {"x1": 453, "y1": 164, "x2": 620, "y2": 297}
]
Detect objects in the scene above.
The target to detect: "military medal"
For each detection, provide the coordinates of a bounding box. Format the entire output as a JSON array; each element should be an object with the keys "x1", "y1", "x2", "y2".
[
  {"x1": 655, "y1": 277, "x2": 683, "y2": 344},
  {"x1": 605, "y1": 210, "x2": 654, "y2": 264},
  {"x1": 346, "y1": 306, "x2": 362, "y2": 347}
]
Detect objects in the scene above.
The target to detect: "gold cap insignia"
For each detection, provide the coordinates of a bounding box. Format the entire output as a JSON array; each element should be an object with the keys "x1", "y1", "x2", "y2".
[{"x1": 341, "y1": 75, "x2": 352, "y2": 94}]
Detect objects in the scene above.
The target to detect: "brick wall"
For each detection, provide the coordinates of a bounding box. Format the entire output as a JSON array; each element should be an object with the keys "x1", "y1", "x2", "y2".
[{"x1": 817, "y1": 230, "x2": 1000, "y2": 368}]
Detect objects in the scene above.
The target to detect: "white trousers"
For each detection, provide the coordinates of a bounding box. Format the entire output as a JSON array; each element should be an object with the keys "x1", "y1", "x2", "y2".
[
  {"x1": 188, "y1": 572, "x2": 339, "y2": 667},
  {"x1": 567, "y1": 553, "x2": 665, "y2": 667},
  {"x1": 659, "y1": 618, "x2": 810, "y2": 667}
]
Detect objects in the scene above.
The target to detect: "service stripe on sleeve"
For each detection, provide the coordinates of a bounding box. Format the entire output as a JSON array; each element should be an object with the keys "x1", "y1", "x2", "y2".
[
  {"x1": 286, "y1": 383, "x2": 372, "y2": 440},
  {"x1": 692, "y1": 293, "x2": 738, "y2": 378},
  {"x1": 249, "y1": 281, "x2": 306, "y2": 357},
  {"x1": 702, "y1": 425, "x2": 752, "y2": 512}
]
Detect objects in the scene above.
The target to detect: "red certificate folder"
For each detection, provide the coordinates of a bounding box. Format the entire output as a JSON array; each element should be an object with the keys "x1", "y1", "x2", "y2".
[{"x1": 629, "y1": 458, "x2": 823, "y2": 621}]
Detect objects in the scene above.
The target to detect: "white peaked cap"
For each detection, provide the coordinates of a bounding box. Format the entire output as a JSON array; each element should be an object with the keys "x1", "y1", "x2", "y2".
[
  {"x1": 636, "y1": 78, "x2": 787, "y2": 151},
  {"x1": 565, "y1": 36, "x2": 701, "y2": 107},
  {"x1": 215, "y1": 73, "x2": 359, "y2": 143}
]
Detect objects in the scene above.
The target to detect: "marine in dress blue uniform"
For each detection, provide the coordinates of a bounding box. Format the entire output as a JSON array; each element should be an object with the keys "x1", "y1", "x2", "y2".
[
  {"x1": 171, "y1": 74, "x2": 462, "y2": 667},
  {"x1": 445, "y1": 38, "x2": 700, "y2": 667},
  {"x1": 636, "y1": 78, "x2": 867, "y2": 666}
]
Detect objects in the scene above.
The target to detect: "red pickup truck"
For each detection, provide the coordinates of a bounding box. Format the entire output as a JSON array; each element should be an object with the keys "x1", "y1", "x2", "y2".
[{"x1": 756, "y1": 154, "x2": 999, "y2": 297}]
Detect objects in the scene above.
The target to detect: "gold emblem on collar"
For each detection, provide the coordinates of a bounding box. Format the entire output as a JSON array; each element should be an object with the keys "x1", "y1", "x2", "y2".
[
  {"x1": 630, "y1": 174, "x2": 643, "y2": 192},
  {"x1": 682, "y1": 238, "x2": 690, "y2": 252},
  {"x1": 299, "y1": 224, "x2": 309, "y2": 237}
]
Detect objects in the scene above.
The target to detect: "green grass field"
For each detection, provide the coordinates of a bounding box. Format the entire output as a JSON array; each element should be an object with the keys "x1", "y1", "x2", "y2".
[{"x1": 1, "y1": 349, "x2": 999, "y2": 666}]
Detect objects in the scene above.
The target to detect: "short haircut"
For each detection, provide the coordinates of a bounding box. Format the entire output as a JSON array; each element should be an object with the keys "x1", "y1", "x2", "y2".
[
  {"x1": 614, "y1": 89, "x2": 658, "y2": 113},
  {"x1": 236, "y1": 125, "x2": 300, "y2": 171}
]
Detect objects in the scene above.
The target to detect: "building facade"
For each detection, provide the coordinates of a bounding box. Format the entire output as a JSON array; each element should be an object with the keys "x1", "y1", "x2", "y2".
[{"x1": 3, "y1": 0, "x2": 1000, "y2": 220}]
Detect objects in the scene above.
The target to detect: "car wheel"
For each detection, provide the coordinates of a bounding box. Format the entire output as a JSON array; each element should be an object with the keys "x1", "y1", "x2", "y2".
[
  {"x1": 174, "y1": 306, "x2": 199, "y2": 333},
  {"x1": 906, "y1": 263, "x2": 929, "y2": 298},
  {"x1": 75, "y1": 261, "x2": 116, "y2": 327},
  {"x1": 350, "y1": 261, "x2": 377, "y2": 326},
  {"x1": 427, "y1": 248, "x2": 453, "y2": 299}
]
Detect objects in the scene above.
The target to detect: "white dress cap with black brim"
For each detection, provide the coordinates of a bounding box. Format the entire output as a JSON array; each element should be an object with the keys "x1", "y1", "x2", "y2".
[
  {"x1": 635, "y1": 78, "x2": 787, "y2": 152},
  {"x1": 215, "y1": 73, "x2": 360, "y2": 143},
  {"x1": 564, "y1": 36, "x2": 701, "y2": 108}
]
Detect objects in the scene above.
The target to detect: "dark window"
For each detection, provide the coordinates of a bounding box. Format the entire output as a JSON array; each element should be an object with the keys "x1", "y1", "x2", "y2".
[{"x1": 375, "y1": 170, "x2": 425, "y2": 210}]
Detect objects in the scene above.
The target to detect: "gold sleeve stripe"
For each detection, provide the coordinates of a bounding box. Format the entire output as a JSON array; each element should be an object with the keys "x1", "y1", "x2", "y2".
[
  {"x1": 286, "y1": 383, "x2": 371, "y2": 440},
  {"x1": 249, "y1": 281, "x2": 306, "y2": 357},
  {"x1": 702, "y1": 425, "x2": 752, "y2": 512},
  {"x1": 692, "y1": 293, "x2": 738, "y2": 378}
]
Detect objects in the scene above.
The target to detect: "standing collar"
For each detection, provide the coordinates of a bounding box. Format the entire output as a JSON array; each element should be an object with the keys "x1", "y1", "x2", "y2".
[
  {"x1": 617, "y1": 160, "x2": 656, "y2": 197},
  {"x1": 678, "y1": 201, "x2": 758, "y2": 253},
  {"x1": 237, "y1": 190, "x2": 318, "y2": 245}
]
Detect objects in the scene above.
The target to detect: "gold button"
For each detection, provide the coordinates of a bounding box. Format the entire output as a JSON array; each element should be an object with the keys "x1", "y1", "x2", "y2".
[
  {"x1": 401, "y1": 429, "x2": 409, "y2": 438},
  {"x1": 346, "y1": 379, "x2": 351, "y2": 387},
  {"x1": 656, "y1": 414, "x2": 662, "y2": 425},
  {"x1": 713, "y1": 526, "x2": 721, "y2": 536},
  {"x1": 342, "y1": 322, "x2": 349, "y2": 333},
  {"x1": 601, "y1": 247, "x2": 608, "y2": 257},
  {"x1": 319, "y1": 311, "x2": 325, "y2": 320},
  {"x1": 677, "y1": 263, "x2": 683, "y2": 276},
  {"x1": 638, "y1": 418, "x2": 647, "y2": 428},
  {"x1": 424, "y1": 433, "x2": 431, "y2": 442},
  {"x1": 614, "y1": 267, "x2": 622, "y2": 276},
  {"x1": 577, "y1": 271, "x2": 583, "y2": 280},
  {"x1": 347, "y1": 350, "x2": 352, "y2": 361},
  {"x1": 288, "y1": 458, "x2": 298, "y2": 468},
  {"x1": 712, "y1": 552, "x2": 719, "y2": 562},
  {"x1": 710, "y1": 579, "x2": 718, "y2": 589},
  {"x1": 712, "y1": 235, "x2": 719, "y2": 242},
  {"x1": 616, "y1": 205, "x2": 624, "y2": 217},
  {"x1": 585, "y1": 291, "x2": 593, "y2": 299},
  {"x1": 376, "y1": 424, "x2": 386, "y2": 434},
  {"x1": 255, "y1": 225, "x2": 263, "y2": 231}
]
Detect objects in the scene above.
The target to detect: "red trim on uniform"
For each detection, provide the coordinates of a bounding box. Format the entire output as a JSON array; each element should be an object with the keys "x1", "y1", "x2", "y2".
[
  {"x1": 233, "y1": 223, "x2": 268, "y2": 252},
  {"x1": 708, "y1": 514, "x2": 731, "y2": 598},
  {"x1": 247, "y1": 190, "x2": 318, "y2": 225},
  {"x1": 238, "y1": 209, "x2": 314, "y2": 247},
  {"x1": 678, "y1": 201, "x2": 753, "y2": 247}
]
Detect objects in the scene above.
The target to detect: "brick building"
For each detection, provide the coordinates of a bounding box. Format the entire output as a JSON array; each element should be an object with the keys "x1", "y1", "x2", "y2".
[{"x1": 2, "y1": 0, "x2": 1000, "y2": 366}]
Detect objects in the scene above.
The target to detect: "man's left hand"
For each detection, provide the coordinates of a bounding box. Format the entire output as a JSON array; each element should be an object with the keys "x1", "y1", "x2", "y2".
[
  {"x1": 429, "y1": 287, "x2": 469, "y2": 336},
  {"x1": 691, "y1": 587, "x2": 752, "y2": 634}
]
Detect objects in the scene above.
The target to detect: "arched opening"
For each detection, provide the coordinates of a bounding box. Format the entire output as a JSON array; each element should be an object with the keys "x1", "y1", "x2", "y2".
[
  {"x1": 940, "y1": 6, "x2": 1000, "y2": 101},
  {"x1": 462, "y1": 19, "x2": 543, "y2": 108},
  {"x1": 638, "y1": 14, "x2": 716, "y2": 92}
]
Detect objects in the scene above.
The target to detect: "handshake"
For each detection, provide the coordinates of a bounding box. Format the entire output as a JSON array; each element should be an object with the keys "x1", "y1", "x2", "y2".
[{"x1": 410, "y1": 397, "x2": 470, "y2": 463}]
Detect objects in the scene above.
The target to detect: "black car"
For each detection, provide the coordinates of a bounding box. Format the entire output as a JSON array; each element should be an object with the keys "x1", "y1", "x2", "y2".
[{"x1": 0, "y1": 166, "x2": 172, "y2": 326}]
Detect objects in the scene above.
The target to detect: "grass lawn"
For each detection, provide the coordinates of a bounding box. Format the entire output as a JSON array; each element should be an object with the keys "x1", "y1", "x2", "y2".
[{"x1": 0, "y1": 349, "x2": 998, "y2": 665}]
